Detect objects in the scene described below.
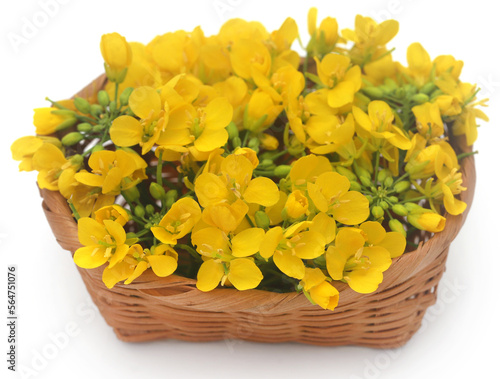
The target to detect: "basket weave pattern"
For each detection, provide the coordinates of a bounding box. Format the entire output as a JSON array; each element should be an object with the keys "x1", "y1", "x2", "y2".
[{"x1": 39, "y1": 77, "x2": 476, "y2": 348}]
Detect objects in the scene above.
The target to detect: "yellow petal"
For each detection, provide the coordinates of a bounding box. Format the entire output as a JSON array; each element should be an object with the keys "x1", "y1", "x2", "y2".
[
  {"x1": 102, "y1": 167, "x2": 123, "y2": 194},
  {"x1": 232, "y1": 228, "x2": 265, "y2": 257},
  {"x1": 327, "y1": 81, "x2": 355, "y2": 108},
  {"x1": 331, "y1": 191, "x2": 370, "y2": 225},
  {"x1": 129, "y1": 86, "x2": 161, "y2": 119},
  {"x1": 196, "y1": 260, "x2": 224, "y2": 292},
  {"x1": 74, "y1": 246, "x2": 107, "y2": 269},
  {"x1": 310, "y1": 281, "x2": 339, "y2": 311},
  {"x1": 346, "y1": 269, "x2": 384, "y2": 294},
  {"x1": 243, "y1": 177, "x2": 280, "y2": 207},
  {"x1": 274, "y1": 251, "x2": 305, "y2": 280},
  {"x1": 379, "y1": 232, "x2": 406, "y2": 258},
  {"x1": 204, "y1": 97, "x2": 233, "y2": 130},
  {"x1": 110, "y1": 115, "x2": 143, "y2": 147},
  {"x1": 310, "y1": 212, "x2": 336, "y2": 244},
  {"x1": 77, "y1": 217, "x2": 106, "y2": 246},
  {"x1": 147, "y1": 255, "x2": 177, "y2": 277},
  {"x1": 359, "y1": 221, "x2": 386, "y2": 245},
  {"x1": 102, "y1": 260, "x2": 134, "y2": 289},
  {"x1": 228, "y1": 258, "x2": 263, "y2": 290},
  {"x1": 194, "y1": 172, "x2": 229, "y2": 207},
  {"x1": 103, "y1": 220, "x2": 126, "y2": 245},
  {"x1": 259, "y1": 227, "x2": 283, "y2": 259},
  {"x1": 194, "y1": 128, "x2": 228, "y2": 152},
  {"x1": 294, "y1": 231, "x2": 325, "y2": 259},
  {"x1": 301, "y1": 267, "x2": 326, "y2": 291},
  {"x1": 124, "y1": 261, "x2": 149, "y2": 284},
  {"x1": 108, "y1": 244, "x2": 129, "y2": 268}
]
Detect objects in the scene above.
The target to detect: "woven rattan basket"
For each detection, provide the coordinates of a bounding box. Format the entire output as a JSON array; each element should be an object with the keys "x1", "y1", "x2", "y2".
[{"x1": 39, "y1": 76, "x2": 476, "y2": 348}]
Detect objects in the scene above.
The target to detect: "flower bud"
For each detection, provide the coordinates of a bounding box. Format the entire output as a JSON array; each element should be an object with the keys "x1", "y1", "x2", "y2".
[
  {"x1": 258, "y1": 159, "x2": 274, "y2": 168},
  {"x1": 384, "y1": 78, "x2": 398, "y2": 91},
  {"x1": 226, "y1": 121, "x2": 239, "y2": 140},
  {"x1": 123, "y1": 185, "x2": 140, "y2": 202},
  {"x1": 388, "y1": 196, "x2": 399, "y2": 204},
  {"x1": 254, "y1": 211, "x2": 270, "y2": 229},
  {"x1": 134, "y1": 205, "x2": 145, "y2": 219},
  {"x1": 165, "y1": 189, "x2": 178, "y2": 208},
  {"x1": 403, "y1": 202, "x2": 422, "y2": 212},
  {"x1": 119, "y1": 87, "x2": 134, "y2": 107},
  {"x1": 394, "y1": 181, "x2": 411, "y2": 193},
  {"x1": 74, "y1": 97, "x2": 91, "y2": 114},
  {"x1": 109, "y1": 101, "x2": 117, "y2": 113},
  {"x1": 90, "y1": 104, "x2": 104, "y2": 118},
  {"x1": 77, "y1": 122, "x2": 93, "y2": 133},
  {"x1": 61, "y1": 132, "x2": 84, "y2": 146},
  {"x1": 363, "y1": 86, "x2": 384, "y2": 99},
  {"x1": 70, "y1": 154, "x2": 84, "y2": 168},
  {"x1": 349, "y1": 181, "x2": 362, "y2": 192},
  {"x1": 411, "y1": 93, "x2": 429, "y2": 104},
  {"x1": 376, "y1": 169, "x2": 388, "y2": 183},
  {"x1": 55, "y1": 117, "x2": 78, "y2": 132},
  {"x1": 232, "y1": 136, "x2": 242, "y2": 148},
  {"x1": 391, "y1": 204, "x2": 408, "y2": 216},
  {"x1": 408, "y1": 211, "x2": 446, "y2": 233},
  {"x1": 389, "y1": 219, "x2": 406, "y2": 237},
  {"x1": 420, "y1": 82, "x2": 436, "y2": 95},
  {"x1": 384, "y1": 176, "x2": 394, "y2": 187},
  {"x1": 285, "y1": 190, "x2": 309, "y2": 219},
  {"x1": 150, "y1": 182, "x2": 165, "y2": 200},
  {"x1": 248, "y1": 137, "x2": 260, "y2": 151},
  {"x1": 274, "y1": 165, "x2": 291, "y2": 178},
  {"x1": 371, "y1": 205, "x2": 384, "y2": 219},
  {"x1": 97, "y1": 90, "x2": 110, "y2": 107},
  {"x1": 359, "y1": 175, "x2": 372, "y2": 187},
  {"x1": 379, "y1": 201, "x2": 389, "y2": 210},
  {"x1": 91, "y1": 144, "x2": 104, "y2": 153},
  {"x1": 336, "y1": 166, "x2": 357, "y2": 181},
  {"x1": 260, "y1": 133, "x2": 279, "y2": 150},
  {"x1": 145, "y1": 204, "x2": 155, "y2": 215}
]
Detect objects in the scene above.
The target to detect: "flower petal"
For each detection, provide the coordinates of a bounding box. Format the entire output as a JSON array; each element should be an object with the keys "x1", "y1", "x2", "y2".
[
  {"x1": 196, "y1": 260, "x2": 224, "y2": 292},
  {"x1": 228, "y1": 258, "x2": 263, "y2": 290},
  {"x1": 243, "y1": 177, "x2": 280, "y2": 207},
  {"x1": 147, "y1": 255, "x2": 177, "y2": 277},
  {"x1": 232, "y1": 228, "x2": 265, "y2": 257}
]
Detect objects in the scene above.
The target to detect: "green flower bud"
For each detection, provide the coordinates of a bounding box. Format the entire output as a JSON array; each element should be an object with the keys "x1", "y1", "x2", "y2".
[
  {"x1": 77, "y1": 122, "x2": 93, "y2": 133},
  {"x1": 273, "y1": 165, "x2": 291, "y2": 178},
  {"x1": 403, "y1": 84, "x2": 417, "y2": 96},
  {"x1": 55, "y1": 117, "x2": 77, "y2": 132},
  {"x1": 109, "y1": 100, "x2": 117, "y2": 114},
  {"x1": 384, "y1": 176, "x2": 394, "y2": 187},
  {"x1": 145, "y1": 204, "x2": 155, "y2": 215},
  {"x1": 404, "y1": 202, "x2": 423, "y2": 212},
  {"x1": 392, "y1": 204, "x2": 408, "y2": 217},
  {"x1": 254, "y1": 211, "x2": 270, "y2": 229},
  {"x1": 376, "y1": 169, "x2": 388, "y2": 183},
  {"x1": 366, "y1": 194, "x2": 374, "y2": 205},
  {"x1": 165, "y1": 189, "x2": 179, "y2": 208},
  {"x1": 74, "y1": 97, "x2": 91, "y2": 114},
  {"x1": 384, "y1": 78, "x2": 398, "y2": 91},
  {"x1": 248, "y1": 137, "x2": 260, "y2": 151},
  {"x1": 92, "y1": 124, "x2": 105, "y2": 133},
  {"x1": 363, "y1": 86, "x2": 384, "y2": 99},
  {"x1": 411, "y1": 93, "x2": 429, "y2": 104},
  {"x1": 371, "y1": 205, "x2": 384, "y2": 219},
  {"x1": 69, "y1": 154, "x2": 84, "y2": 168},
  {"x1": 258, "y1": 159, "x2": 274, "y2": 168},
  {"x1": 389, "y1": 219, "x2": 406, "y2": 237},
  {"x1": 430, "y1": 89, "x2": 443, "y2": 100},
  {"x1": 61, "y1": 132, "x2": 84, "y2": 146},
  {"x1": 226, "y1": 122, "x2": 239, "y2": 140},
  {"x1": 119, "y1": 87, "x2": 134, "y2": 106},
  {"x1": 388, "y1": 196, "x2": 399, "y2": 204},
  {"x1": 336, "y1": 166, "x2": 357, "y2": 181},
  {"x1": 90, "y1": 104, "x2": 104, "y2": 118},
  {"x1": 150, "y1": 182, "x2": 165, "y2": 200},
  {"x1": 359, "y1": 175, "x2": 372, "y2": 188},
  {"x1": 379, "y1": 201, "x2": 389, "y2": 210},
  {"x1": 51, "y1": 109, "x2": 76, "y2": 117},
  {"x1": 420, "y1": 82, "x2": 436, "y2": 95},
  {"x1": 97, "y1": 90, "x2": 110, "y2": 107},
  {"x1": 134, "y1": 205, "x2": 145, "y2": 219},
  {"x1": 123, "y1": 188, "x2": 140, "y2": 205},
  {"x1": 349, "y1": 181, "x2": 362, "y2": 192},
  {"x1": 91, "y1": 144, "x2": 104, "y2": 153},
  {"x1": 394, "y1": 181, "x2": 411, "y2": 193},
  {"x1": 232, "y1": 136, "x2": 242, "y2": 148},
  {"x1": 379, "y1": 85, "x2": 393, "y2": 94}
]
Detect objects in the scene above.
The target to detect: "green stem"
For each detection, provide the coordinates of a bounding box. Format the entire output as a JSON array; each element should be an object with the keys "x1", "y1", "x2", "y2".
[
  {"x1": 67, "y1": 200, "x2": 81, "y2": 220},
  {"x1": 245, "y1": 214, "x2": 256, "y2": 227},
  {"x1": 157, "y1": 150, "x2": 163, "y2": 187},
  {"x1": 401, "y1": 195, "x2": 428, "y2": 203},
  {"x1": 176, "y1": 244, "x2": 202, "y2": 262}
]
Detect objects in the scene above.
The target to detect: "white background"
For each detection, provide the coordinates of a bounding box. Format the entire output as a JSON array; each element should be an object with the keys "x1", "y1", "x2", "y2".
[{"x1": 1, "y1": 1, "x2": 499, "y2": 378}]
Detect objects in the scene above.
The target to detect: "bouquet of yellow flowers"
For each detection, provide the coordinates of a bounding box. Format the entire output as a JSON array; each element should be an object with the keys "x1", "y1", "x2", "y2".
[{"x1": 11, "y1": 8, "x2": 487, "y2": 316}]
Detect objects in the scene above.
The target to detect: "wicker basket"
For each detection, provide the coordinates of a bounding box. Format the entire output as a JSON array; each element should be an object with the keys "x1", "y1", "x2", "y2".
[{"x1": 38, "y1": 76, "x2": 476, "y2": 348}]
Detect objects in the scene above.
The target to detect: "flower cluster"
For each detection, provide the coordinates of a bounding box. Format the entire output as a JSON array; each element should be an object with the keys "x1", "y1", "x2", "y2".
[{"x1": 11, "y1": 9, "x2": 487, "y2": 311}]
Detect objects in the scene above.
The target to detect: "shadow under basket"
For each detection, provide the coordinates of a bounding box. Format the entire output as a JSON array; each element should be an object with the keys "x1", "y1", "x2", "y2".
[{"x1": 38, "y1": 76, "x2": 476, "y2": 348}]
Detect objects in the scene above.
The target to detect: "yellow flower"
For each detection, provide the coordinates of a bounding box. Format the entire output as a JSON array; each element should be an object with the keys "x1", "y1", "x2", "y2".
[
  {"x1": 32, "y1": 143, "x2": 73, "y2": 191},
  {"x1": 359, "y1": 221, "x2": 406, "y2": 258},
  {"x1": 306, "y1": 7, "x2": 340, "y2": 57},
  {"x1": 230, "y1": 38, "x2": 271, "y2": 82},
  {"x1": 284, "y1": 190, "x2": 309, "y2": 219},
  {"x1": 289, "y1": 154, "x2": 333, "y2": 189},
  {"x1": 74, "y1": 217, "x2": 128, "y2": 269},
  {"x1": 11, "y1": 136, "x2": 44, "y2": 171},
  {"x1": 314, "y1": 53, "x2": 361, "y2": 109},
  {"x1": 33, "y1": 106, "x2": 76, "y2": 135},
  {"x1": 407, "y1": 208, "x2": 446, "y2": 233},
  {"x1": 110, "y1": 86, "x2": 168, "y2": 154},
  {"x1": 192, "y1": 227, "x2": 263, "y2": 291},
  {"x1": 300, "y1": 268, "x2": 339, "y2": 311},
  {"x1": 326, "y1": 226, "x2": 392, "y2": 294},
  {"x1": 259, "y1": 221, "x2": 326, "y2": 279},
  {"x1": 94, "y1": 205, "x2": 129, "y2": 226},
  {"x1": 74, "y1": 150, "x2": 147, "y2": 196},
  {"x1": 307, "y1": 171, "x2": 369, "y2": 225},
  {"x1": 305, "y1": 113, "x2": 355, "y2": 155},
  {"x1": 412, "y1": 102, "x2": 444, "y2": 140},
  {"x1": 353, "y1": 101, "x2": 412, "y2": 150},
  {"x1": 100, "y1": 32, "x2": 132, "y2": 82},
  {"x1": 151, "y1": 198, "x2": 202, "y2": 244},
  {"x1": 244, "y1": 89, "x2": 283, "y2": 132},
  {"x1": 157, "y1": 97, "x2": 233, "y2": 156}
]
